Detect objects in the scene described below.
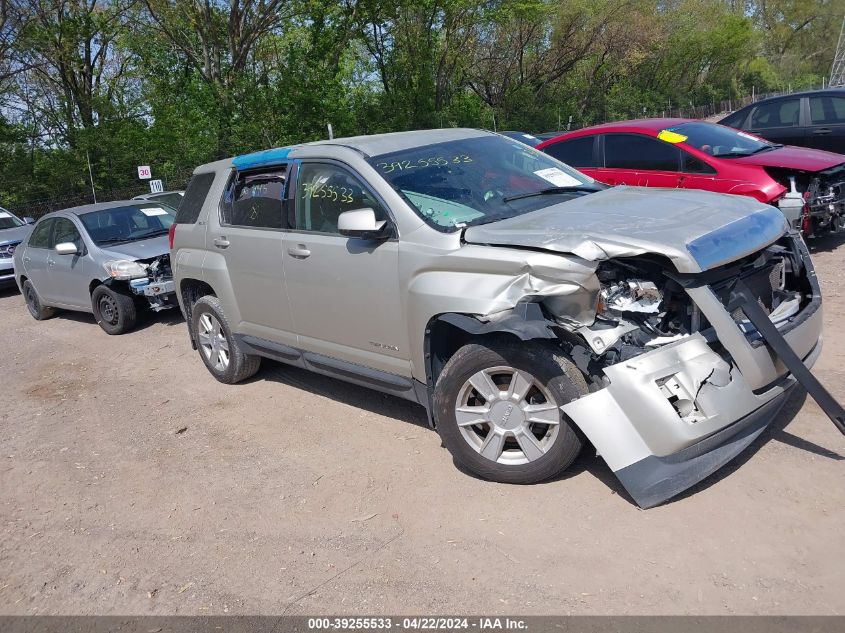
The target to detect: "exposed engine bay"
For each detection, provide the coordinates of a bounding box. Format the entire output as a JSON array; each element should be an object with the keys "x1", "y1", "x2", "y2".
[
  {"x1": 127, "y1": 254, "x2": 177, "y2": 311},
  {"x1": 767, "y1": 163, "x2": 845, "y2": 236},
  {"x1": 570, "y1": 235, "x2": 812, "y2": 382}
]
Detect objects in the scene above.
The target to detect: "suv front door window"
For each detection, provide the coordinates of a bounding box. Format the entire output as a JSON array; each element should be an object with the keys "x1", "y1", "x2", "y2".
[
  {"x1": 747, "y1": 97, "x2": 805, "y2": 146},
  {"x1": 285, "y1": 162, "x2": 407, "y2": 375}
]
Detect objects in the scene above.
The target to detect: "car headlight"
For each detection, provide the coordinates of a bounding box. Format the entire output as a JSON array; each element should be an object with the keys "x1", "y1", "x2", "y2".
[{"x1": 103, "y1": 260, "x2": 148, "y2": 280}]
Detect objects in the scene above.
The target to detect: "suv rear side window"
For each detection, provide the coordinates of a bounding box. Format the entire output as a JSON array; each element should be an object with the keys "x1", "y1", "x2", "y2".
[
  {"x1": 221, "y1": 168, "x2": 286, "y2": 229},
  {"x1": 294, "y1": 163, "x2": 387, "y2": 234},
  {"x1": 809, "y1": 96, "x2": 845, "y2": 125},
  {"x1": 750, "y1": 98, "x2": 800, "y2": 128},
  {"x1": 603, "y1": 134, "x2": 680, "y2": 171},
  {"x1": 542, "y1": 136, "x2": 598, "y2": 168},
  {"x1": 176, "y1": 172, "x2": 215, "y2": 224},
  {"x1": 28, "y1": 218, "x2": 54, "y2": 249}
]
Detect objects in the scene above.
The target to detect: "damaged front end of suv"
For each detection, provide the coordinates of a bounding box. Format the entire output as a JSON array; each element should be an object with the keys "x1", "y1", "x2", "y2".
[{"x1": 459, "y1": 189, "x2": 843, "y2": 508}]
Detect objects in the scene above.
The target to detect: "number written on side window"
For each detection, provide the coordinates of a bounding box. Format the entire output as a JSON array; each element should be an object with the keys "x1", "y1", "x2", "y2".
[{"x1": 295, "y1": 163, "x2": 387, "y2": 234}]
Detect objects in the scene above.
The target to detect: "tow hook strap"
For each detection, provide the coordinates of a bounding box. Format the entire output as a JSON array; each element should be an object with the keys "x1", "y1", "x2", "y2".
[{"x1": 733, "y1": 281, "x2": 845, "y2": 435}]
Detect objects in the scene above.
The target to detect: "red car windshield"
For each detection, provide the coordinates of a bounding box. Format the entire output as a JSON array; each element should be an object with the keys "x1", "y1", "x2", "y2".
[{"x1": 668, "y1": 122, "x2": 779, "y2": 158}]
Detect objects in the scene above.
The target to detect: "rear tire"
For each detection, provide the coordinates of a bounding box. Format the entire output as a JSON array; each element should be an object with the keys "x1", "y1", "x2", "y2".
[
  {"x1": 191, "y1": 295, "x2": 260, "y2": 384},
  {"x1": 433, "y1": 340, "x2": 588, "y2": 484},
  {"x1": 22, "y1": 280, "x2": 56, "y2": 321},
  {"x1": 92, "y1": 285, "x2": 137, "y2": 335}
]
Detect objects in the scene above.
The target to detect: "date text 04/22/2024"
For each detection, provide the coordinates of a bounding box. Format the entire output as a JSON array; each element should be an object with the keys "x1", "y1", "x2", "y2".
[{"x1": 307, "y1": 617, "x2": 528, "y2": 630}]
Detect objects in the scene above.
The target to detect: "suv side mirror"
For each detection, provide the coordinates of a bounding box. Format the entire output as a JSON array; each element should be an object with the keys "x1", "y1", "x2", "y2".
[
  {"x1": 338, "y1": 208, "x2": 391, "y2": 240},
  {"x1": 23, "y1": 217, "x2": 35, "y2": 224},
  {"x1": 55, "y1": 242, "x2": 78, "y2": 256}
]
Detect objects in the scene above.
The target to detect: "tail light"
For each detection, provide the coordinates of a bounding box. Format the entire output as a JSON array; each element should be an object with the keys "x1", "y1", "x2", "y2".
[{"x1": 168, "y1": 223, "x2": 177, "y2": 250}]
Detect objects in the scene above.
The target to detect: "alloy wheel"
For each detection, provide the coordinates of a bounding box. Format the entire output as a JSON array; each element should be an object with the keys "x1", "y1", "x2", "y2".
[
  {"x1": 454, "y1": 366, "x2": 561, "y2": 465},
  {"x1": 197, "y1": 312, "x2": 230, "y2": 372}
]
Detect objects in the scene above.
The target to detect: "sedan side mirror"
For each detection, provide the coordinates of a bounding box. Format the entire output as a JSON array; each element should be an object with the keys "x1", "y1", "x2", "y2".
[
  {"x1": 23, "y1": 217, "x2": 35, "y2": 224},
  {"x1": 55, "y1": 242, "x2": 78, "y2": 256},
  {"x1": 337, "y1": 208, "x2": 391, "y2": 240}
]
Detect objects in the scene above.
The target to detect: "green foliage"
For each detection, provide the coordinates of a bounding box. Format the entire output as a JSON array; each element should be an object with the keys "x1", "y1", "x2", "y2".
[{"x1": 1, "y1": 0, "x2": 842, "y2": 214}]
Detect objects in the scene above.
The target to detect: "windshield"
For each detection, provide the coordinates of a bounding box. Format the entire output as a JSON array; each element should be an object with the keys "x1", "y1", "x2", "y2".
[
  {"x1": 0, "y1": 208, "x2": 24, "y2": 230},
  {"x1": 368, "y1": 135, "x2": 596, "y2": 230},
  {"x1": 667, "y1": 122, "x2": 777, "y2": 158},
  {"x1": 80, "y1": 203, "x2": 176, "y2": 246}
]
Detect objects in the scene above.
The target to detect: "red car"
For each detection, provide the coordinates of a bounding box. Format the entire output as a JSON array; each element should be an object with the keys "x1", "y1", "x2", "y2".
[{"x1": 536, "y1": 118, "x2": 845, "y2": 236}]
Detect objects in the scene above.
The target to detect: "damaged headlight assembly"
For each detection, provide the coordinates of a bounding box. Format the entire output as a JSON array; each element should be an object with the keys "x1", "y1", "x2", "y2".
[{"x1": 103, "y1": 259, "x2": 148, "y2": 280}]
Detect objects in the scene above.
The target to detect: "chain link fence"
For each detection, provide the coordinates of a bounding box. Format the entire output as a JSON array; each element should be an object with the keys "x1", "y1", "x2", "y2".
[{"x1": 4, "y1": 167, "x2": 196, "y2": 220}]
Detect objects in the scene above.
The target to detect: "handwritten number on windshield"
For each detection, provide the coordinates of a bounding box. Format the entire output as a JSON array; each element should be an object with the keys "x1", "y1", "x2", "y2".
[{"x1": 376, "y1": 156, "x2": 472, "y2": 173}]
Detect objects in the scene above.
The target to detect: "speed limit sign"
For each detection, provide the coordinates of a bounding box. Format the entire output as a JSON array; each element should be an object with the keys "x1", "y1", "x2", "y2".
[{"x1": 137, "y1": 165, "x2": 152, "y2": 179}]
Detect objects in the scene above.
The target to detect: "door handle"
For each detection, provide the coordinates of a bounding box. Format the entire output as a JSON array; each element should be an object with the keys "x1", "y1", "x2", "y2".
[
  {"x1": 23, "y1": 257, "x2": 31, "y2": 263},
  {"x1": 47, "y1": 259, "x2": 55, "y2": 267},
  {"x1": 813, "y1": 128, "x2": 832, "y2": 135},
  {"x1": 213, "y1": 236, "x2": 230, "y2": 249},
  {"x1": 288, "y1": 245, "x2": 311, "y2": 259}
]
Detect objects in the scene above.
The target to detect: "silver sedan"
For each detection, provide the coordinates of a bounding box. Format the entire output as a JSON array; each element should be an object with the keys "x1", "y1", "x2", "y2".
[{"x1": 13, "y1": 200, "x2": 177, "y2": 334}]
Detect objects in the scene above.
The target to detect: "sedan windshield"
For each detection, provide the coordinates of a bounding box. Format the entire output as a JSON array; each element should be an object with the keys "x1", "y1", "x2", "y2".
[
  {"x1": 668, "y1": 122, "x2": 778, "y2": 158},
  {"x1": 80, "y1": 203, "x2": 176, "y2": 246},
  {"x1": 0, "y1": 208, "x2": 25, "y2": 230},
  {"x1": 368, "y1": 135, "x2": 600, "y2": 230}
]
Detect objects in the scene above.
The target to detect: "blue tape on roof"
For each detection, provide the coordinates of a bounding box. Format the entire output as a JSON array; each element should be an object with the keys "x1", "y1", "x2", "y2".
[
  {"x1": 686, "y1": 206, "x2": 787, "y2": 271},
  {"x1": 232, "y1": 147, "x2": 292, "y2": 170}
]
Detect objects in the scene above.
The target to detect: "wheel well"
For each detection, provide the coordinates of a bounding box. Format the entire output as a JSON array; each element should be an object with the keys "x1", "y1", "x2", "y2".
[
  {"x1": 179, "y1": 278, "x2": 215, "y2": 327},
  {"x1": 89, "y1": 279, "x2": 103, "y2": 295},
  {"x1": 425, "y1": 316, "x2": 523, "y2": 388}
]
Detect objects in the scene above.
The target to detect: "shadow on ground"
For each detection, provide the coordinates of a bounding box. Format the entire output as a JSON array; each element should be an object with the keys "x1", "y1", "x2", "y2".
[{"x1": 245, "y1": 356, "x2": 842, "y2": 510}]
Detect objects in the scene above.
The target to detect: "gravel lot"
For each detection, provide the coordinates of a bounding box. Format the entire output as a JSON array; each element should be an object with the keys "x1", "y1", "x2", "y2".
[{"x1": 1, "y1": 236, "x2": 843, "y2": 616}]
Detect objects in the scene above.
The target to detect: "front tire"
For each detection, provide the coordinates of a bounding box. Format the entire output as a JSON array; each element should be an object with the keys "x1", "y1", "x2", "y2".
[
  {"x1": 92, "y1": 285, "x2": 137, "y2": 335},
  {"x1": 22, "y1": 280, "x2": 56, "y2": 321},
  {"x1": 433, "y1": 340, "x2": 588, "y2": 484},
  {"x1": 191, "y1": 295, "x2": 260, "y2": 384}
]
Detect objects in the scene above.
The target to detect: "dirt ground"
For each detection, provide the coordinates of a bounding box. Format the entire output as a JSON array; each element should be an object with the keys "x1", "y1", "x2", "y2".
[{"x1": 1, "y1": 236, "x2": 843, "y2": 617}]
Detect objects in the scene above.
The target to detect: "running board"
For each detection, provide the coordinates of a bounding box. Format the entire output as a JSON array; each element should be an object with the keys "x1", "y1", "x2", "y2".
[{"x1": 732, "y1": 281, "x2": 845, "y2": 435}]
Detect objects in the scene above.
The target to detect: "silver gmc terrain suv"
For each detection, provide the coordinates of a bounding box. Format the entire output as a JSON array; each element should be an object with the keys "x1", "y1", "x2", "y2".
[{"x1": 171, "y1": 128, "x2": 843, "y2": 508}]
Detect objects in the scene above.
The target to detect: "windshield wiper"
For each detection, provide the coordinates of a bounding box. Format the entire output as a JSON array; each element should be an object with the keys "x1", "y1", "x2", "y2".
[
  {"x1": 96, "y1": 237, "x2": 133, "y2": 245},
  {"x1": 750, "y1": 144, "x2": 782, "y2": 154},
  {"x1": 503, "y1": 184, "x2": 604, "y2": 203},
  {"x1": 129, "y1": 229, "x2": 169, "y2": 240}
]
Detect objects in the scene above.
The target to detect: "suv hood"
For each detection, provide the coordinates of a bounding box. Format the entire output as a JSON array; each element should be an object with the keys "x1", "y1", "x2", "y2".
[
  {"x1": 728, "y1": 145, "x2": 844, "y2": 172},
  {"x1": 97, "y1": 234, "x2": 170, "y2": 261},
  {"x1": 463, "y1": 186, "x2": 787, "y2": 273},
  {"x1": 0, "y1": 225, "x2": 33, "y2": 246}
]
